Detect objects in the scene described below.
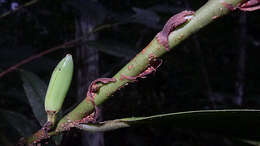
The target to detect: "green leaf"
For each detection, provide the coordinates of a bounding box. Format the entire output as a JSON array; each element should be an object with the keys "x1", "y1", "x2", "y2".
[
  {"x1": 76, "y1": 109, "x2": 260, "y2": 139},
  {"x1": 240, "y1": 139, "x2": 260, "y2": 146},
  {"x1": 20, "y1": 70, "x2": 47, "y2": 126},
  {"x1": 0, "y1": 110, "x2": 38, "y2": 137}
]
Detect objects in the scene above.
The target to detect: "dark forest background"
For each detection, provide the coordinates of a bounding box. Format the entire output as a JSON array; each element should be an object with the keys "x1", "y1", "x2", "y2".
[{"x1": 0, "y1": 0, "x2": 260, "y2": 146}]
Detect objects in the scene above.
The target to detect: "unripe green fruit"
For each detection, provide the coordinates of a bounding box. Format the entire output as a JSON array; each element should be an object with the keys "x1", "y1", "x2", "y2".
[{"x1": 44, "y1": 54, "x2": 73, "y2": 124}]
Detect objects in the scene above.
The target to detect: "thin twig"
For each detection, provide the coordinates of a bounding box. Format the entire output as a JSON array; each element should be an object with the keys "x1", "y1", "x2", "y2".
[
  {"x1": 0, "y1": 39, "x2": 77, "y2": 78},
  {"x1": 0, "y1": 0, "x2": 39, "y2": 19},
  {"x1": 0, "y1": 24, "x2": 115, "y2": 78}
]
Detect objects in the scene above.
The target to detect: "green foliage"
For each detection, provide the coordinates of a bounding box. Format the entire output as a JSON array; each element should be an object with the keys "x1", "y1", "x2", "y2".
[{"x1": 20, "y1": 70, "x2": 47, "y2": 126}]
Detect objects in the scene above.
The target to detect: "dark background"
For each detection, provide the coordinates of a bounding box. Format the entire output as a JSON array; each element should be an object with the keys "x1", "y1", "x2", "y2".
[{"x1": 0, "y1": 0, "x2": 260, "y2": 146}]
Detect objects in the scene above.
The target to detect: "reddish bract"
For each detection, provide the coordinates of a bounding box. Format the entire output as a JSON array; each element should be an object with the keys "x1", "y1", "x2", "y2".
[
  {"x1": 222, "y1": 0, "x2": 260, "y2": 11},
  {"x1": 85, "y1": 78, "x2": 117, "y2": 120},
  {"x1": 156, "y1": 10, "x2": 195, "y2": 51},
  {"x1": 120, "y1": 56, "x2": 163, "y2": 81}
]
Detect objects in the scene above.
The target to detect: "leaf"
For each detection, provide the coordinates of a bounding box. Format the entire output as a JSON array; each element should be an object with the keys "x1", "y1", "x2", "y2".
[
  {"x1": 76, "y1": 109, "x2": 260, "y2": 139},
  {"x1": 0, "y1": 110, "x2": 38, "y2": 137},
  {"x1": 241, "y1": 140, "x2": 260, "y2": 146},
  {"x1": 20, "y1": 70, "x2": 47, "y2": 126}
]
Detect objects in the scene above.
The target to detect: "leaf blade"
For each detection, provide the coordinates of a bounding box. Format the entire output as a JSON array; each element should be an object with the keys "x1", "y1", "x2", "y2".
[
  {"x1": 20, "y1": 70, "x2": 47, "y2": 126},
  {"x1": 77, "y1": 109, "x2": 260, "y2": 139}
]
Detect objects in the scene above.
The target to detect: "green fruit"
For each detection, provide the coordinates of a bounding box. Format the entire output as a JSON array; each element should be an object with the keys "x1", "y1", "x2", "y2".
[{"x1": 44, "y1": 54, "x2": 73, "y2": 124}]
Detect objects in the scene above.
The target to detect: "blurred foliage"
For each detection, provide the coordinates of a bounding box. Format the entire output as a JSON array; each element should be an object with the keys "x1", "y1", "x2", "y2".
[{"x1": 0, "y1": 0, "x2": 260, "y2": 146}]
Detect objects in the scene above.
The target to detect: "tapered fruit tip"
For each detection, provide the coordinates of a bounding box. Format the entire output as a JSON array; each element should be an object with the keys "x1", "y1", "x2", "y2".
[
  {"x1": 64, "y1": 54, "x2": 73, "y2": 64},
  {"x1": 65, "y1": 54, "x2": 72, "y2": 59}
]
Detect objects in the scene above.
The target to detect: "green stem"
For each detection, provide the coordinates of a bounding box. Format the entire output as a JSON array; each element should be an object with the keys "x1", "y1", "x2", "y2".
[
  {"x1": 22, "y1": 0, "x2": 243, "y2": 144},
  {"x1": 56, "y1": 0, "x2": 241, "y2": 132}
]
